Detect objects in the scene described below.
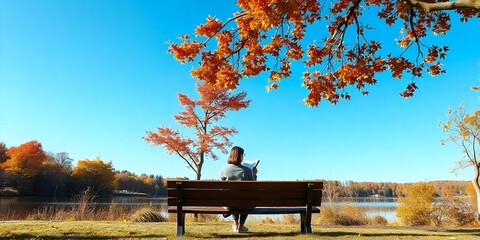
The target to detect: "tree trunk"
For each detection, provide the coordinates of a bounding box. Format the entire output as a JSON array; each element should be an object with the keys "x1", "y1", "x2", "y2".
[
  {"x1": 193, "y1": 168, "x2": 201, "y2": 218},
  {"x1": 195, "y1": 163, "x2": 202, "y2": 180},
  {"x1": 193, "y1": 153, "x2": 205, "y2": 219},
  {"x1": 474, "y1": 165, "x2": 480, "y2": 220},
  {"x1": 196, "y1": 153, "x2": 204, "y2": 181}
]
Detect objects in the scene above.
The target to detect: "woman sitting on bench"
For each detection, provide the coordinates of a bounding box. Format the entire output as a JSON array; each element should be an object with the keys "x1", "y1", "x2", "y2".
[{"x1": 220, "y1": 146, "x2": 258, "y2": 233}]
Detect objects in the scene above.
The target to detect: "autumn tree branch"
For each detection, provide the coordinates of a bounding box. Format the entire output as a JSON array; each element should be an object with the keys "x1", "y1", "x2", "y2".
[
  {"x1": 306, "y1": 0, "x2": 360, "y2": 78},
  {"x1": 175, "y1": 150, "x2": 198, "y2": 175},
  {"x1": 406, "y1": 0, "x2": 480, "y2": 11},
  {"x1": 409, "y1": 5, "x2": 423, "y2": 62},
  {"x1": 472, "y1": 136, "x2": 478, "y2": 166},
  {"x1": 203, "y1": 12, "x2": 248, "y2": 46}
]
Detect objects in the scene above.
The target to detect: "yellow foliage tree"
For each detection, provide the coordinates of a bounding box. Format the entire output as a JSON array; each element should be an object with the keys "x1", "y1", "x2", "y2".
[
  {"x1": 396, "y1": 182, "x2": 436, "y2": 226},
  {"x1": 71, "y1": 158, "x2": 115, "y2": 196},
  {"x1": 466, "y1": 182, "x2": 477, "y2": 197},
  {"x1": 143, "y1": 176, "x2": 154, "y2": 185},
  {"x1": 442, "y1": 104, "x2": 480, "y2": 219}
]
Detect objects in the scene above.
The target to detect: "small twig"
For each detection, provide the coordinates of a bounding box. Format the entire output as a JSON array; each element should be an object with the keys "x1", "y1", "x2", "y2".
[
  {"x1": 409, "y1": 6, "x2": 424, "y2": 63},
  {"x1": 203, "y1": 12, "x2": 248, "y2": 46}
]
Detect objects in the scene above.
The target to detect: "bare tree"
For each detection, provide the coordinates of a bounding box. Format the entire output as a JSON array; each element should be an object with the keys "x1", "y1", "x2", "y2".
[{"x1": 442, "y1": 104, "x2": 480, "y2": 219}]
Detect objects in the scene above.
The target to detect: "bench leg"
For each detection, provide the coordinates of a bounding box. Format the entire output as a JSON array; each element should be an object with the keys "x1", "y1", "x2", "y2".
[
  {"x1": 300, "y1": 213, "x2": 306, "y2": 234},
  {"x1": 300, "y1": 213, "x2": 312, "y2": 234},
  {"x1": 177, "y1": 213, "x2": 185, "y2": 237},
  {"x1": 304, "y1": 222, "x2": 312, "y2": 234},
  {"x1": 305, "y1": 214, "x2": 312, "y2": 234}
]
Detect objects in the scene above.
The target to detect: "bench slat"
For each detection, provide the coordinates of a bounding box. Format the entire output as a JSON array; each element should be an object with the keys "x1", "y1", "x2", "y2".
[
  {"x1": 167, "y1": 181, "x2": 323, "y2": 207},
  {"x1": 168, "y1": 206, "x2": 321, "y2": 214},
  {"x1": 167, "y1": 180, "x2": 323, "y2": 190},
  {"x1": 168, "y1": 198, "x2": 321, "y2": 207},
  {"x1": 167, "y1": 189, "x2": 323, "y2": 200}
]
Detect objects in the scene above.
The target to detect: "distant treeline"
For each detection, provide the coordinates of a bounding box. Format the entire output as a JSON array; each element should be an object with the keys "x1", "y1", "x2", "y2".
[
  {"x1": 321, "y1": 180, "x2": 470, "y2": 199},
  {"x1": 0, "y1": 140, "x2": 178, "y2": 197},
  {"x1": 0, "y1": 140, "x2": 471, "y2": 198}
]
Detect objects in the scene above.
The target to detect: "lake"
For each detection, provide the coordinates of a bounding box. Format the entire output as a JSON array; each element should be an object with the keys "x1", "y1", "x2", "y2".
[
  {"x1": 0, "y1": 196, "x2": 168, "y2": 220},
  {"x1": 0, "y1": 196, "x2": 398, "y2": 221},
  {"x1": 329, "y1": 197, "x2": 398, "y2": 221}
]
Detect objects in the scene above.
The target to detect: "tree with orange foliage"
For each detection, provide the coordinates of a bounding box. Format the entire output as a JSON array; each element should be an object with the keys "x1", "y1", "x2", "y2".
[
  {"x1": 169, "y1": 0, "x2": 479, "y2": 106},
  {"x1": 144, "y1": 82, "x2": 250, "y2": 180},
  {"x1": 442, "y1": 104, "x2": 480, "y2": 219},
  {"x1": 2, "y1": 140, "x2": 47, "y2": 178}
]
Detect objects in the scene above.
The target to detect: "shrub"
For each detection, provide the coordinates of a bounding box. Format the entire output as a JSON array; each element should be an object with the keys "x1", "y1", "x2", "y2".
[
  {"x1": 26, "y1": 206, "x2": 52, "y2": 221},
  {"x1": 197, "y1": 213, "x2": 219, "y2": 222},
  {"x1": 445, "y1": 198, "x2": 475, "y2": 227},
  {"x1": 282, "y1": 214, "x2": 299, "y2": 224},
  {"x1": 342, "y1": 204, "x2": 367, "y2": 220},
  {"x1": 107, "y1": 202, "x2": 127, "y2": 221},
  {"x1": 369, "y1": 215, "x2": 388, "y2": 226},
  {"x1": 74, "y1": 188, "x2": 98, "y2": 221},
  {"x1": 26, "y1": 212, "x2": 47, "y2": 221},
  {"x1": 334, "y1": 215, "x2": 366, "y2": 226},
  {"x1": 318, "y1": 205, "x2": 339, "y2": 225},
  {"x1": 185, "y1": 213, "x2": 219, "y2": 222},
  {"x1": 261, "y1": 217, "x2": 275, "y2": 224},
  {"x1": 396, "y1": 182, "x2": 436, "y2": 226},
  {"x1": 131, "y1": 208, "x2": 165, "y2": 222},
  {"x1": 431, "y1": 201, "x2": 449, "y2": 226},
  {"x1": 318, "y1": 204, "x2": 367, "y2": 226},
  {"x1": 337, "y1": 204, "x2": 368, "y2": 226}
]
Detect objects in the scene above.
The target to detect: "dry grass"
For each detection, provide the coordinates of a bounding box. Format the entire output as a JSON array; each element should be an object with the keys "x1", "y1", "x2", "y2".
[
  {"x1": 185, "y1": 213, "x2": 220, "y2": 222},
  {"x1": 261, "y1": 217, "x2": 276, "y2": 224},
  {"x1": 316, "y1": 204, "x2": 370, "y2": 226},
  {"x1": 0, "y1": 221, "x2": 479, "y2": 240},
  {"x1": 24, "y1": 203, "x2": 164, "y2": 222},
  {"x1": 130, "y1": 207, "x2": 166, "y2": 222},
  {"x1": 369, "y1": 215, "x2": 389, "y2": 226},
  {"x1": 18, "y1": 189, "x2": 166, "y2": 222}
]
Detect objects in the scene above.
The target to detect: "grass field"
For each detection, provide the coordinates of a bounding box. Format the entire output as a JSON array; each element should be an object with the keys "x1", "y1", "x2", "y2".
[{"x1": 0, "y1": 221, "x2": 479, "y2": 239}]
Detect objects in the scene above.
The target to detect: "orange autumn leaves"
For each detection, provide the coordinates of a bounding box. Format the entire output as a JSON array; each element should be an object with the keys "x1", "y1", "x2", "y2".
[
  {"x1": 169, "y1": 0, "x2": 320, "y2": 92},
  {"x1": 167, "y1": 0, "x2": 478, "y2": 106},
  {"x1": 1, "y1": 140, "x2": 46, "y2": 177},
  {"x1": 144, "y1": 83, "x2": 250, "y2": 180}
]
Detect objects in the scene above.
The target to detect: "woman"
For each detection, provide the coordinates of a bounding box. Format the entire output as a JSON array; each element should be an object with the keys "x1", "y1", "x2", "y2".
[{"x1": 220, "y1": 146, "x2": 257, "y2": 233}]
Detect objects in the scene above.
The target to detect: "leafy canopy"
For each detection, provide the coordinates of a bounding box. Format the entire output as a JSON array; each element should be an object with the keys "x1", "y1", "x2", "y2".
[
  {"x1": 2, "y1": 140, "x2": 47, "y2": 177},
  {"x1": 169, "y1": 0, "x2": 479, "y2": 106},
  {"x1": 144, "y1": 82, "x2": 250, "y2": 180},
  {"x1": 0, "y1": 142, "x2": 9, "y2": 164},
  {"x1": 71, "y1": 158, "x2": 116, "y2": 195}
]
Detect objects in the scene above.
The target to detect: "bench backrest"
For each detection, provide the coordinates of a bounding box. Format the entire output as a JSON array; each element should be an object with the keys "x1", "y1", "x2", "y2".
[{"x1": 167, "y1": 180, "x2": 323, "y2": 208}]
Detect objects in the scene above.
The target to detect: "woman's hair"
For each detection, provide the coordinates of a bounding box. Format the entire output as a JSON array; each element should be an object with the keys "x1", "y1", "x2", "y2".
[{"x1": 227, "y1": 146, "x2": 244, "y2": 164}]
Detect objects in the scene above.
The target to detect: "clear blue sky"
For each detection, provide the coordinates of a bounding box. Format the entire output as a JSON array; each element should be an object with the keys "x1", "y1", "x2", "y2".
[{"x1": 1, "y1": 0, "x2": 479, "y2": 183}]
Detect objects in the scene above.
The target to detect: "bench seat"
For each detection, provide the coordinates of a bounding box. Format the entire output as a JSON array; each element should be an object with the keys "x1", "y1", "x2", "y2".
[
  {"x1": 167, "y1": 180, "x2": 323, "y2": 237},
  {"x1": 168, "y1": 206, "x2": 321, "y2": 214}
]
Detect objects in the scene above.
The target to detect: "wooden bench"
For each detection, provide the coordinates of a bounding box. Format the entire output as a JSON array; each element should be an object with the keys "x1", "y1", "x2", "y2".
[{"x1": 167, "y1": 180, "x2": 323, "y2": 237}]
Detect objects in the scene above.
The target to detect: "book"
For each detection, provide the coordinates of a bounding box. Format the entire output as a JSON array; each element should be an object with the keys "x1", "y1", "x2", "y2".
[{"x1": 242, "y1": 159, "x2": 260, "y2": 171}]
